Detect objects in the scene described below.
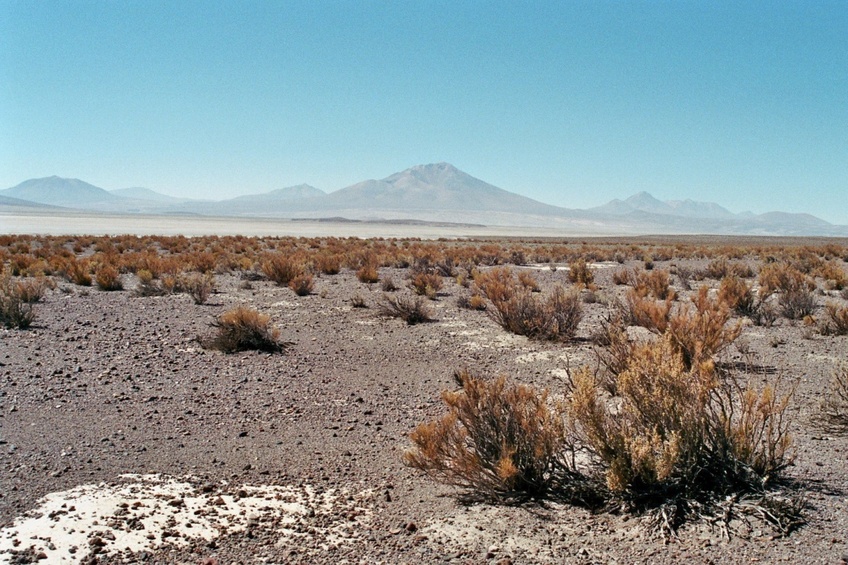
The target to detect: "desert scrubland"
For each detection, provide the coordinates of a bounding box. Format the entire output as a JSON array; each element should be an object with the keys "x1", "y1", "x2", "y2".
[{"x1": 1, "y1": 233, "x2": 848, "y2": 564}]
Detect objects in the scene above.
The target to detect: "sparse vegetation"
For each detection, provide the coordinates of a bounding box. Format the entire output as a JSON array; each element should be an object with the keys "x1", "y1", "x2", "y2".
[
  {"x1": 813, "y1": 366, "x2": 848, "y2": 434},
  {"x1": 378, "y1": 293, "x2": 433, "y2": 325},
  {"x1": 0, "y1": 273, "x2": 36, "y2": 329},
  {"x1": 95, "y1": 265, "x2": 123, "y2": 291},
  {"x1": 203, "y1": 306, "x2": 289, "y2": 353},
  {"x1": 405, "y1": 371, "x2": 579, "y2": 501}
]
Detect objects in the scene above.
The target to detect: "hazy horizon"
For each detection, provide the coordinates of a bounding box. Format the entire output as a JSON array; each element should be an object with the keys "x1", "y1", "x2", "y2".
[{"x1": 2, "y1": 2, "x2": 846, "y2": 223}]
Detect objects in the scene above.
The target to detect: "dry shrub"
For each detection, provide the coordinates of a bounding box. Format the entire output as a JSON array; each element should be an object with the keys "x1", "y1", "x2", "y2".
[
  {"x1": 378, "y1": 293, "x2": 433, "y2": 325},
  {"x1": 203, "y1": 306, "x2": 289, "y2": 353},
  {"x1": 634, "y1": 269, "x2": 675, "y2": 300},
  {"x1": 624, "y1": 289, "x2": 673, "y2": 333},
  {"x1": 380, "y1": 277, "x2": 398, "y2": 292},
  {"x1": 474, "y1": 267, "x2": 517, "y2": 303},
  {"x1": 262, "y1": 255, "x2": 303, "y2": 286},
  {"x1": 568, "y1": 258, "x2": 594, "y2": 287},
  {"x1": 815, "y1": 260, "x2": 848, "y2": 290},
  {"x1": 134, "y1": 269, "x2": 167, "y2": 297},
  {"x1": 820, "y1": 303, "x2": 848, "y2": 336},
  {"x1": 718, "y1": 275, "x2": 756, "y2": 316},
  {"x1": 593, "y1": 314, "x2": 635, "y2": 392},
  {"x1": 570, "y1": 335, "x2": 794, "y2": 499},
  {"x1": 182, "y1": 272, "x2": 216, "y2": 304},
  {"x1": 612, "y1": 268, "x2": 635, "y2": 286},
  {"x1": 813, "y1": 367, "x2": 848, "y2": 434},
  {"x1": 0, "y1": 273, "x2": 35, "y2": 329},
  {"x1": 64, "y1": 257, "x2": 92, "y2": 286},
  {"x1": 668, "y1": 286, "x2": 741, "y2": 370},
  {"x1": 488, "y1": 286, "x2": 582, "y2": 341},
  {"x1": 457, "y1": 292, "x2": 487, "y2": 311},
  {"x1": 517, "y1": 271, "x2": 540, "y2": 292},
  {"x1": 356, "y1": 264, "x2": 379, "y2": 284},
  {"x1": 350, "y1": 293, "x2": 368, "y2": 308},
  {"x1": 288, "y1": 273, "x2": 314, "y2": 296},
  {"x1": 14, "y1": 277, "x2": 51, "y2": 303},
  {"x1": 405, "y1": 371, "x2": 576, "y2": 501},
  {"x1": 758, "y1": 262, "x2": 814, "y2": 298},
  {"x1": 778, "y1": 288, "x2": 817, "y2": 320},
  {"x1": 315, "y1": 253, "x2": 341, "y2": 275},
  {"x1": 95, "y1": 265, "x2": 123, "y2": 291},
  {"x1": 701, "y1": 258, "x2": 754, "y2": 280},
  {"x1": 409, "y1": 271, "x2": 443, "y2": 299}
]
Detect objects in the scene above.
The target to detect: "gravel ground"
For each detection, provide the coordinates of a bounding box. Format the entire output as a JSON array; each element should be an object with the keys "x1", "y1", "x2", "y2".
[{"x1": 1, "y1": 262, "x2": 847, "y2": 564}]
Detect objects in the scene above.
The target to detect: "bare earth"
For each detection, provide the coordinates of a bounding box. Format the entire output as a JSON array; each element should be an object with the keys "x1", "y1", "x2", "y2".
[{"x1": 1, "y1": 260, "x2": 847, "y2": 564}]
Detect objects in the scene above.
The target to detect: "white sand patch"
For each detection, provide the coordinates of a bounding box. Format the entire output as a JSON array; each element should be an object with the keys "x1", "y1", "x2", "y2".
[
  {"x1": 439, "y1": 320, "x2": 468, "y2": 328},
  {"x1": 513, "y1": 261, "x2": 620, "y2": 271},
  {"x1": 271, "y1": 300, "x2": 299, "y2": 309},
  {"x1": 515, "y1": 351, "x2": 553, "y2": 364},
  {"x1": 550, "y1": 368, "x2": 571, "y2": 380},
  {"x1": 0, "y1": 474, "x2": 373, "y2": 564}
]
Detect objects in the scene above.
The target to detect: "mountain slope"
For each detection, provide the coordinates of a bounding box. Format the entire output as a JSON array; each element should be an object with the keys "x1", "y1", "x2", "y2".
[
  {"x1": 110, "y1": 187, "x2": 192, "y2": 204},
  {"x1": 228, "y1": 184, "x2": 326, "y2": 202},
  {"x1": 322, "y1": 163, "x2": 569, "y2": 216},
  {"x1": 2, "y1": 177, "x2": 120, "y2": 208}
]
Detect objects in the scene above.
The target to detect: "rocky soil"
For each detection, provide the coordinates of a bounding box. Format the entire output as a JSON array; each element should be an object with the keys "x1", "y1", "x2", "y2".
[{"x1": 1, "y1": 261, "x2": 847, "y2": 564}]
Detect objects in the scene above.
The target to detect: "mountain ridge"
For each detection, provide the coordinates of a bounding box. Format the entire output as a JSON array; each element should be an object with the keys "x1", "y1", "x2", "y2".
[{"x1": 2, "y1": 166, "x2": 845, "y2": 236}]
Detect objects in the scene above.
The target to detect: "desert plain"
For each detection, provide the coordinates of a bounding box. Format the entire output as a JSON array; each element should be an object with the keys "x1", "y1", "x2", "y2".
[{"x1": 1, "y1": 231, "x2": 847, "y2": 564}]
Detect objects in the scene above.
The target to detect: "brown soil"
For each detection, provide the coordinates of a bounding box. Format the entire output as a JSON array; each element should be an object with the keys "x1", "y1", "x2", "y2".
[{"x1": 2, "y1": 261, "x2": 847, "y2": 564}]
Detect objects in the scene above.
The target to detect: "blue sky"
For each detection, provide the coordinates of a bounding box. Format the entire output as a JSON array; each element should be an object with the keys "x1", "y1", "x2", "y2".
[{"x1": 2, "y1": 1, "x2": 846, "y2": 223}]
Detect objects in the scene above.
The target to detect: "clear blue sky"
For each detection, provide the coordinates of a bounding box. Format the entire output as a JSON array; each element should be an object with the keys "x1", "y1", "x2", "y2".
[{"x1": 2, "y1": 1, "x2": 846, "y2": 223}]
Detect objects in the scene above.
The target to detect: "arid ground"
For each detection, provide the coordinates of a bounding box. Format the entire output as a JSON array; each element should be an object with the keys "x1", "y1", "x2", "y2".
[{"x1": 1, "y1": 235, "x2": 847, "y2": 564}]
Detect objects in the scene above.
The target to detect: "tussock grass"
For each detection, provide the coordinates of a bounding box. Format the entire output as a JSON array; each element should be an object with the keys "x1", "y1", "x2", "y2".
[{"x1": 203, "y1": 306, "x2": 290, "y2": 353}]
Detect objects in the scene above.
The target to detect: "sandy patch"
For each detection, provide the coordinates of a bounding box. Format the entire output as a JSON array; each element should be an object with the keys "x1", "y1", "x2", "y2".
[{"x1": 0, "y1": 475, "x2": 373, "y2": 564}]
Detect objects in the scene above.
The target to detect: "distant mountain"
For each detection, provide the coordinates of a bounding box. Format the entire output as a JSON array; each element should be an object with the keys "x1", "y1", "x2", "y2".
[
  {"x1": 321, "y1": 163, "x2": 569, "y2": 216},
  {"x1": 592, "y1": 191, "x2": 736, "y2": 220},
  {"x1": 109, "y1": 187, "x2": 192, "y2": 204},
  {"x1": 2, "y1": 176, "x2": 120, "y2": 208},
  {"x1": 4, "y1": 167, "x2": 846, "y2": 236},
  {"x1": 228, "y1": 184, "x2": 326, "y2": 202},
  {"x1": 0, "y1": 194, "x2": 64, "y2": 209}
]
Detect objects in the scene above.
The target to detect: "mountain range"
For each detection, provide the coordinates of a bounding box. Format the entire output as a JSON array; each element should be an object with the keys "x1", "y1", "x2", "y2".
[{"x1": 2, "y1": 164, "x2": 845, "y2": 236}]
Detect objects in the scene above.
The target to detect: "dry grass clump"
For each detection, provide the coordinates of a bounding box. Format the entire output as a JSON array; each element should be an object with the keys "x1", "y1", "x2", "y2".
[
  {"x1": 623, "y1": 290, "x2": 673, "y2": 333},
  {"x1": 758, "y1": 262, "x2": 814, "y2": 298},
  {"x1": 0, "y1": 273, "x2": 36, "y2": 329},
  {"x1": 378, "y1": 293, "x2": 433, "y2": 325},
  {"x1": 262, "y1": 255, "x2": 303, "y2": 286},
  {"x1": 667, "y1": 286, "x2": 741, "y2": 370},
  {"x1": 815, "y1": 260, "x2": 848, "y2": 290},
  {"x1": 568, "y1": 258, "x2": 594, "y2": 287},
  {"x1": 778, "y1": 288, "x2": 817, "y2": 320},
  {"x1": 488, "y1": 286, "x2": 583, "y2": 341},
  {"x1": 718, "y1": 275, "x2": 756, "y2": 316},
  {"x1": 612, "y1": 268, "x2": 635, "y2": 286},
  {"x1": 288, "y1": 273, "x2": 314, "y2": 296},
  {"x1": 820, "y1": 303, "x2": 848, "y2": 336},
  {"x1": 517, "y1": 271, "x2": 540, "y2": 292},
  {"x1": 182, "y1": 272, "x2": 216, "y2": 304},
  {"x1": 634, "y1": 269, "x2": 676, "y2": 301},
  {"x1": 134, "y1": 269, "x2": 167, "y2": 297},
  {"x1": 570, "y1": 336, "x2": 794, "y2": 501},
  {"x1": 95, "y1": 265, "x2": 123, "y2": 291},
  {"x1": 409, "y1": 338, "x2": 797, "y2": 532},
  {"x1": 813, "y1": 367, "x2": 848, "y2": 434},
  {"x1": 203, "y1": 306, "x2": 289, "y2": 353},
  {"x1": 63, "y1": 257, "x2": 92, "y2": 286},
  {"x1": 457, "y1": 292, "x2": 487, "y2": 311},
  {"x1": 13, "y1": 277, "x2": 51, "y2": 304},
  {"x1": 356, "y1": 264, "x2": 380, "y2": 284},
  {"x1": 409, "y1": 271, "x2": 443, "y2": 299},
  {"x1": 405, "y1": 371, "x2": 579, "y2": 501},
  {"x1": 314, "y1": 253, "x2": 342, "y2": 275}
]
